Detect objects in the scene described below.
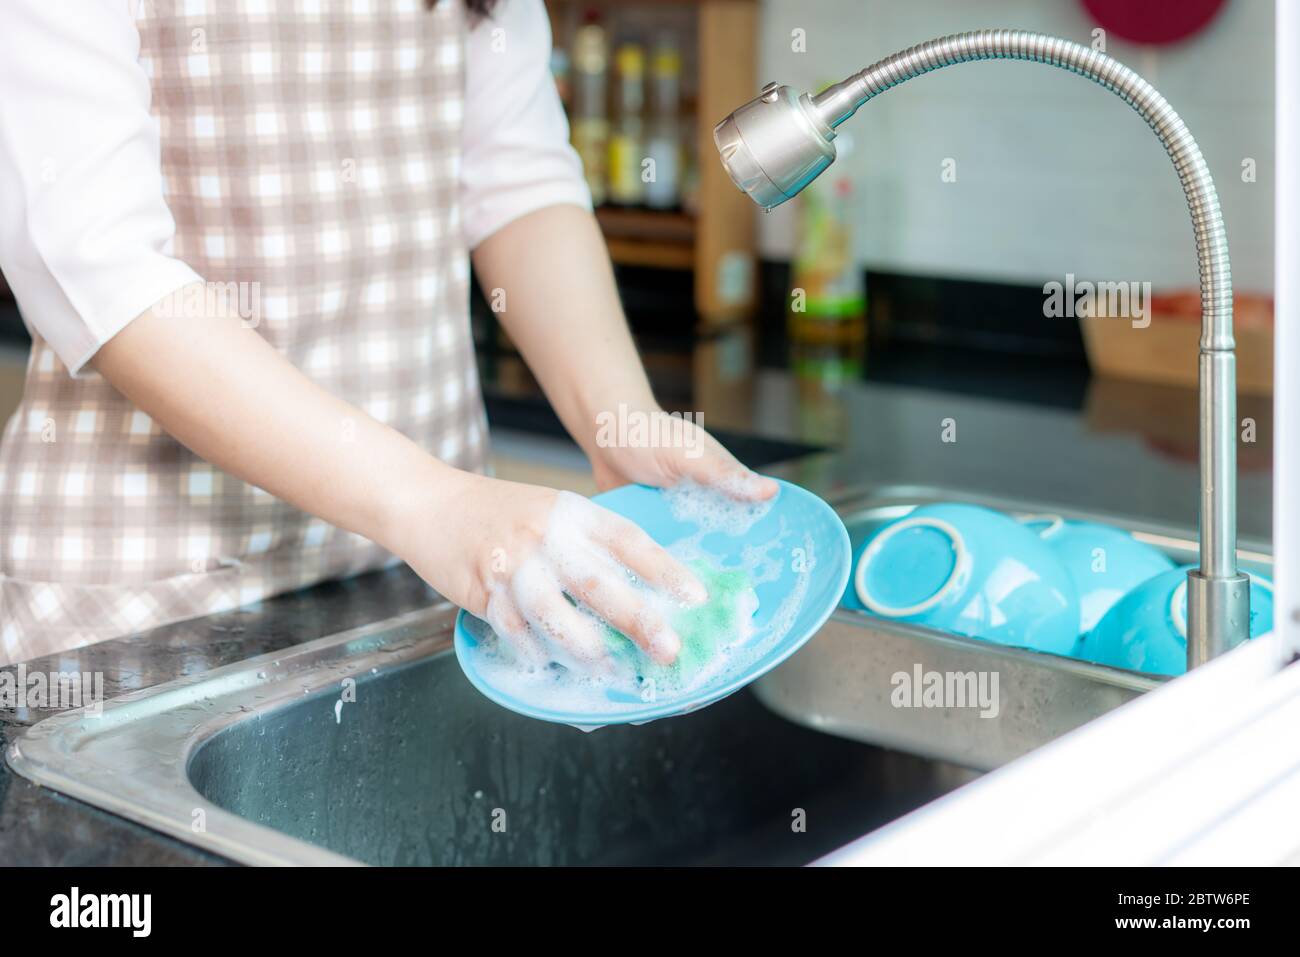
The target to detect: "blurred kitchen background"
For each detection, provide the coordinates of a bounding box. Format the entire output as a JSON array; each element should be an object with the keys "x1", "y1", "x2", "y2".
[
  {"x1": 478, "y1": 0, "x2": 1275, "y2": 474},
  {"x1": 0, "y1": 0, "x2": 1276, "y2": 481}
]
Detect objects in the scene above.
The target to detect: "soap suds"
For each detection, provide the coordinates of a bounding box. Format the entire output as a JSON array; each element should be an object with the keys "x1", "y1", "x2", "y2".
[
  {"x1": 467, "y1": 481, "x2": 807, "y2": 720},
  {"x1": 664, "y1": 476, "x2": 775, "y2": 535}
]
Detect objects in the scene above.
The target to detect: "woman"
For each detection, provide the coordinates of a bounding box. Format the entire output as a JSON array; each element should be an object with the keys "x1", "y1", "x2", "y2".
[{"x1": 0, "y1": 0, "x2": 774, "y2": 666}]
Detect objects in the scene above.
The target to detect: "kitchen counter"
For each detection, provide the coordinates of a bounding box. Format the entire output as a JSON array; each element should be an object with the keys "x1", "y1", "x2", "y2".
[
  {"x1": 0, "y1": 567, "x2": 446, "y2": 864},
  {"x1": 0, "y1": 364, "x2": 1274, "y2": 865}
]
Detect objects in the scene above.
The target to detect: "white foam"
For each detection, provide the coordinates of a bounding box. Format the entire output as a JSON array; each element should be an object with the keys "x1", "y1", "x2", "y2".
[
  {"x1": 663, "y1": 477, "x2": 775, "y2": 535},
  {"x1": 469, "y1": 481, "x2": 811, "y2": 724}
]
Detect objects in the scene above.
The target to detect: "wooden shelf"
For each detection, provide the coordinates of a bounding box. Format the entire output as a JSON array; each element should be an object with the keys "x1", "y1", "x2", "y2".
[
  {"x1": 596, "y1": 206, "x2": 696, "y2": 269},
  {"x1": 595, "y1": 206, "x2": 695, "y2": 242},
  {"x1": 549, "y1": 0, "x2": 759, "y2": 324}
]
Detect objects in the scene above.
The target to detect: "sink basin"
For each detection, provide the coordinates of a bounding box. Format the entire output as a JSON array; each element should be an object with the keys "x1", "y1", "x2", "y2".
[
  {"x1": 7, "y1": 483, "x2": 1269, "y2": 863},
  {"x1": 6, "y1": 604, "x2": 975, "y2": 866},
  {"x1": 753, "y1": 485, "x2": 1274, "y2": 771}
]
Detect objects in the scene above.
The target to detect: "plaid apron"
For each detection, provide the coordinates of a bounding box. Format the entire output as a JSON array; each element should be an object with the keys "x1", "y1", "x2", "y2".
[{"x1": 0, "y1": 0, "x2": 488, "y2": 664}]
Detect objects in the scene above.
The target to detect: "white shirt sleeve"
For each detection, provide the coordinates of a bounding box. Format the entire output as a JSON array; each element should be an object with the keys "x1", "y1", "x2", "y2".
[
  {"x1": 0, "y1": 0, "x2": 203, "y2": 377},
  {"x1": 460, "y1": 0, "x2": 593, "y2": 250}
]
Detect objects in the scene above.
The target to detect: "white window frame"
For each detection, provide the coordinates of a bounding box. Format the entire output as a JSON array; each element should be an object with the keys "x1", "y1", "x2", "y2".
[{"x1": 821, "y1": 0, "x2": 1300, "y2": 866}]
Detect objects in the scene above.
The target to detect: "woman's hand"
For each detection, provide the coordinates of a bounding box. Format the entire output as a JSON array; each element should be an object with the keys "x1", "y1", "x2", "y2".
[
  {"x1": 395, "y1": 471, "x2": 707, "y2": 668},
  {"x1": 585, "y1": 404, "x2": 780, "y2": 503}
]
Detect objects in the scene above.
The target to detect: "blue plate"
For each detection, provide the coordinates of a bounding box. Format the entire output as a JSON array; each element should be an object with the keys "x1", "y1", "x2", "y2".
[{"x1": 454, "y1": 479, "x2": 851, "y2": 726}]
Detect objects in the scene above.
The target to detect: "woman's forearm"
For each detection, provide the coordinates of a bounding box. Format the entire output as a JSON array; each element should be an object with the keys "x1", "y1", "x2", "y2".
[
  {"x1": 92, "y1": 285, "x2": 459, "y2": 557},
  {"x1": 470, "y1": 204, "x2": 656, "y2": 455}
]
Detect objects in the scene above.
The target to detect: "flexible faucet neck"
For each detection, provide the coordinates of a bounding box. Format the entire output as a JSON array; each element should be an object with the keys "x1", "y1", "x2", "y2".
[{"x1": 723, "y1": 29, "x2": 1251, "y2": 665}]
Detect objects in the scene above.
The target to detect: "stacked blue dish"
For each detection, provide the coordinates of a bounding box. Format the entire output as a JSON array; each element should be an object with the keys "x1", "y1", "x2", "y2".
[
  {"x1": 847, "y1": 503, "x2": 1079, "y2": 656},
  {"x1": 843, "y1": 503, "x2": 1269, "y2": 675},
  {"x1": 1077, "y1": 566, "x2": 1273, "y2": 676}
]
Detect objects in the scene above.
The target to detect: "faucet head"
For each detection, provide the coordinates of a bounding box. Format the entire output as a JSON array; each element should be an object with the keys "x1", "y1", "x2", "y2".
[{"x1": 713, "y1": 83, "x2": 837, "y2": 210}]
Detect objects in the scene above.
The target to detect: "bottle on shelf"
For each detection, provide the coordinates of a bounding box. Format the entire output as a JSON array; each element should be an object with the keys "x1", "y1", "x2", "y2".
[
  {"x1": 570, "y1": 13, "x2": 610, "y2": 207},
  {"x1": 643, "y1": 32, "x2": 683, "y2": 210},
  {"x1": 607, "y1": 41, "x2": 647, "y2": 206},
  {"x1": 788, "y1": 123, "x2": 866, "y2": 345}
]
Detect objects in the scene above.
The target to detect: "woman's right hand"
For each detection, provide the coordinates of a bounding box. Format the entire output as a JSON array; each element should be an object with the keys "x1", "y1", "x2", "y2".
[{"x1": 394, "y1": 472, "x2": 707, "y2": 670}]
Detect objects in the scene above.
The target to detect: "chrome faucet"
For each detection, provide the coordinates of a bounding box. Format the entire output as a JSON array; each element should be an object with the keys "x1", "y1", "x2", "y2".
[{"x1": 713, "y1": 30, "x2": 1251, "y2": 668}]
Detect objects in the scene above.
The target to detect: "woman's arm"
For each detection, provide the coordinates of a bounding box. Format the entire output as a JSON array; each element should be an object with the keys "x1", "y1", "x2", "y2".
[
  {"x1": 471, "y1": 205, "x2": 655, "y2": 453},
  {"x1": 461, "y1": 2, "x2": 773, "y2": 500},
  {"x1": 472, "y1": 205, "x2": 778, "y2": 499},
  {"x1": 93, "y1": 289, "x2": 703, "y2": 662}
]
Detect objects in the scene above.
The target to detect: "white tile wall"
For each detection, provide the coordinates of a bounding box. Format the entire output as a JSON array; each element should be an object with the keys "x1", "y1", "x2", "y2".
[{"x1": 754, "y1": 0, "x2": 1274, "y2": 293}]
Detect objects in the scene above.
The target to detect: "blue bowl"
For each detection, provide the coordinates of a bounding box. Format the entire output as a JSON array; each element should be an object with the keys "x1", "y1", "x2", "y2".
[
  {"x1": 854, "y1": 502, "x2": 1079, "y2": 655},
  {"x1": 454, "y1": 479, "x2": 851, "y2": 726},
  {"x1": 1019, "y1": 515, "x2": 1176, "y2": 636},
  {"x1": 1079, "y1": 566, "x2": 1274, "y2": 676}
]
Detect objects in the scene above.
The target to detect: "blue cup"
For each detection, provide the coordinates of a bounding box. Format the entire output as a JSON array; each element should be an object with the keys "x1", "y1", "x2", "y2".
[
  {"x1": 853, "y1": 502, "x2": 1080, "y2": 655},
  {"x1": 1080, "y1": 566, "x2": 1274, "y2": 676},
  {"x1": 1019, "y1": 515, "x2": 1176, "y2": 636}
]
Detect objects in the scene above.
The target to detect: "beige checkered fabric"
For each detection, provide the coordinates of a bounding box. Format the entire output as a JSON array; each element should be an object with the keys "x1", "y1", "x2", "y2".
[{"x1": 0, "y1": 0, "x2": 488, "y2": 664}]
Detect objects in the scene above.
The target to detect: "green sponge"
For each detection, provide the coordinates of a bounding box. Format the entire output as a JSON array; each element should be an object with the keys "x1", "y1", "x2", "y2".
[{"x1": 603, "y1": 560, "x2": 758, "y2": 688}]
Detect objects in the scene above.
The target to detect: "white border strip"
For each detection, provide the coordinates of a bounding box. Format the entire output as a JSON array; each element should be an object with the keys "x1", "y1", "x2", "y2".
[{"x1": 1277, "y1": 0, "x2": 1299, "y2": 662}]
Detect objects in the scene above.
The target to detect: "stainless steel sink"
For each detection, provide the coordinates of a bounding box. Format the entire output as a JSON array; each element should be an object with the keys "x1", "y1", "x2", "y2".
[
  {"x1": 6, "y1": 603, "x2": 975, "y2": 866},
  {"x1": 7, "y1": 484, "x2": 1270, "y2": 863},
  {"x1": 753, "y1": 485, "x2": 1274, "y2": 771}
]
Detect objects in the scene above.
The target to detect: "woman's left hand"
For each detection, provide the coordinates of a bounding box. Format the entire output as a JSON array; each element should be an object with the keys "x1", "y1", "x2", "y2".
[{"x1": 585, "y1": 405, "x2": 780, "y2": 502}]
